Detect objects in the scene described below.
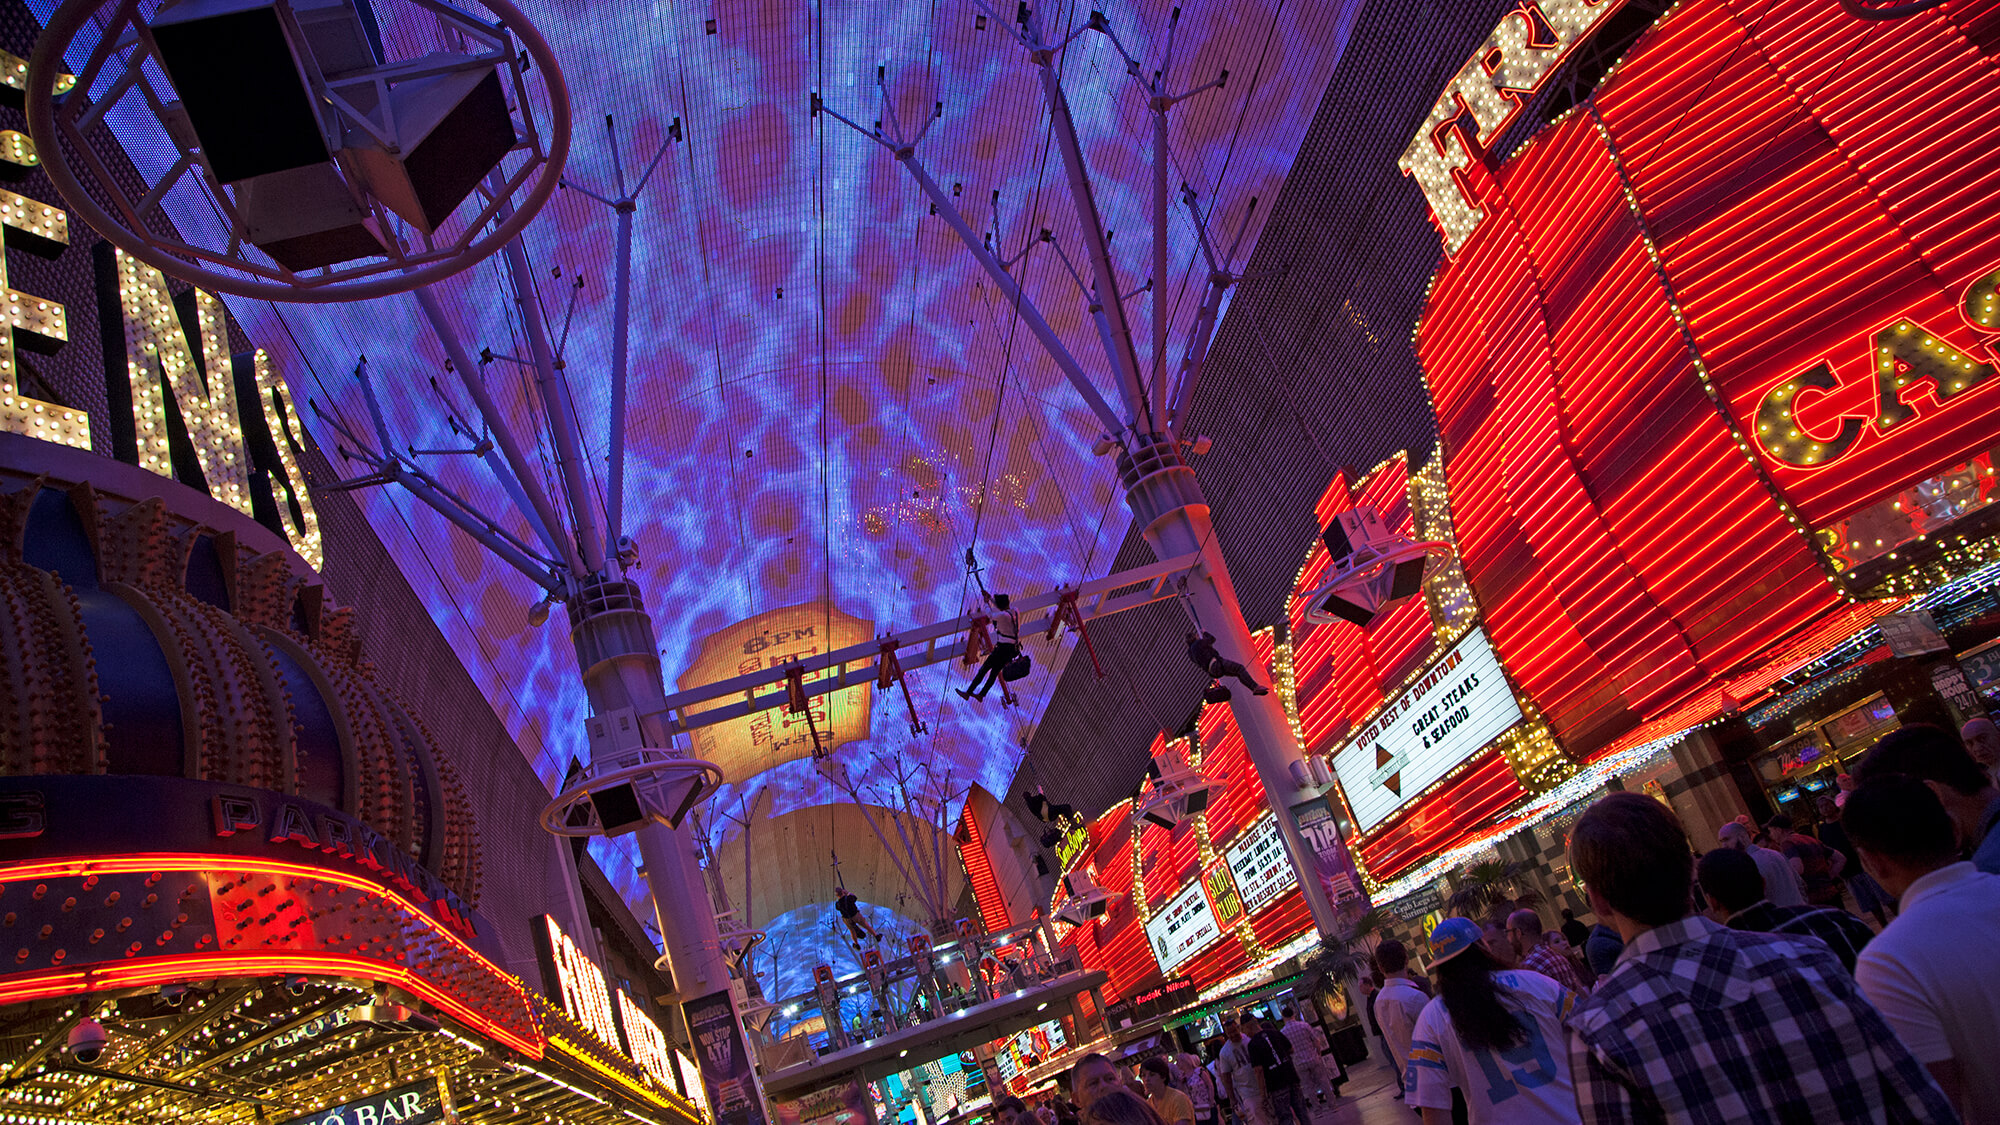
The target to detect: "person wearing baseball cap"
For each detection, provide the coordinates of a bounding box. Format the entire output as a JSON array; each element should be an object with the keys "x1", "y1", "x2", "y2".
[{"x1": 1401, "y1": 917, "x2": 1582, "y2": 1124}]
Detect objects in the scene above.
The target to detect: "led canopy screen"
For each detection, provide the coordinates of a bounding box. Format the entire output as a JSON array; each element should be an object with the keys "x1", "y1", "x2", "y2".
[
  {"x1": 1222, "y1": 816, "x2": 1296, "y2": 915},
  {"x1": 1331, "y1": 627, "x2": 1523, "y2": 833},
  {"x1": 1145, "y1": 880, "x2": 1224, "y2": 975}
]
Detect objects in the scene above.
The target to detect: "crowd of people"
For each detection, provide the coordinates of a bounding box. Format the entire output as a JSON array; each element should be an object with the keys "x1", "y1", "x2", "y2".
[
  {"x1": 1011, "y1": 1005, "x2": 1340, "y2": 1125},
  {"x1": 1018, "y1": 721, "x2": 1998, "y2": 1125},
  {"x1": 1359, "y1": 722, "x2": 2000, "y2": 1124}
]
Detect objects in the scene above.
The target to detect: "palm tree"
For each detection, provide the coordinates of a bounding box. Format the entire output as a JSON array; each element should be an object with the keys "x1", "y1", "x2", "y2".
[
  {"x1": 1444, "y1": 860, "x2": 1544, "y2": 919},
  {"x1": 1303, "y1": 906, "x2": 1394, "y2": 983}
]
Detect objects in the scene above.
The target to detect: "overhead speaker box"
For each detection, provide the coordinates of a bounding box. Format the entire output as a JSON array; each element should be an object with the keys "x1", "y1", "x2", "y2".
[
  {"x1": 150, "y1": 0, "x2": 330, "y2": 183},
  {"x1": 588, "y1": 781, "x2": 648, "y2": 836},
  {"x1": 235, "y1": 163, "x2": 383, "y2": 270},
  {"x1": 340, "y1": 65, "x2": 515, "y2": 233}
]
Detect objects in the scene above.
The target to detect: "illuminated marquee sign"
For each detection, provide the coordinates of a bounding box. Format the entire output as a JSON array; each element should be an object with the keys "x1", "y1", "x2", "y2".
[
  {"x1": 1331, "y1": 628, "x2": 1523, "y2": 833},
  {"x1": 1399, "y1": 0, "x2": 1627, "y2": 254},
  {"x1": 1144, "y1": 880, "x2": 1224, "y2": 975},
  {"x1": 536, "y1": 914, "x2": 626, "y2": 1057},
  {"x1": 279, "y1": 1078, "x2": 444, "y2": 1125},
  {"x1": 1755, "y1": 286, "x2": 1997, "y2": 471},
  {"x1": 1222, "y1": 817, "x2": 1297, "y2": 915},
  {"x1": 0, "y1": 104, "x2": 323, "y2": 569},
  {"x1": 680, "y1": 605, "x2": 872, "y2": 782}
]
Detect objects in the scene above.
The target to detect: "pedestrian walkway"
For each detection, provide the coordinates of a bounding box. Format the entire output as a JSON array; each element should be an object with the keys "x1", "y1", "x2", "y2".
[{"x1": 1308, "y1": 1054, "x2": 1410, "y2": 1125}]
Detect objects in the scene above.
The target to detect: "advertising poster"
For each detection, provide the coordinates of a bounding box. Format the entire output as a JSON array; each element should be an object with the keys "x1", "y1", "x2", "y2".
[
  {"x1": 1223, "y1": 816, "x2": 1299, "y2": 915},
  {"x1": 1144, "y1": 882, "x2": 1224, "y2": 974},
  {"x1": 1328, "y1": 628, "x2": 1524, "y2": 832},
  {"x1": 683, "y1": 989, "x2": 766, "y2": 1125},
  {"x1": 1287, "y1": 795, "x2": 1366, "y2": 907}
]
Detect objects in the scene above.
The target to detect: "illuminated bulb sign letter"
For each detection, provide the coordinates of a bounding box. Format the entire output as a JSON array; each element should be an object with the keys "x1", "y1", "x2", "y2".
[
  {"x1": 536, "y1": 914, "x2": 627, "y2": 1055},
  {"x1": 1400, "y1": 0, "x2": 1626, "y2": 255},
  {"x1": 0, "y1": 187, "x2": 79, "y2": 448},
  {"x1": 104, "y1": 249, "x2": 324, "y2": 568}
]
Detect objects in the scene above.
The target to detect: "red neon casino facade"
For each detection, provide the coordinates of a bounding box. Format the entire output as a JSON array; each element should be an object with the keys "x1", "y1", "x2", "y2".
[{"x1": 1389, "y1": 0, "x2": 2000, "y2": 876}]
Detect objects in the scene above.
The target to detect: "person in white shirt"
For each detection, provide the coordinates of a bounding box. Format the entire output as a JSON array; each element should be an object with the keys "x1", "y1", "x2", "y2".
[
  {"x1": 1371, "y1": 939, "x2": 1431, "y2": 1100},
  {"x1": 1213, "y1": 1018, "x2": 1264, "y2": 1125},
  {"x1": 1277, "y1": 1006, "x2": 1333, "y2": 1105},
  {"x1": 1403, "y1": 918, "x2": 1581, "y2": 1125},
  {"x1": 958, "y1": 591, "x2": 1021, "y2": 702},
  {"x1": 1717, "y1": 821, "x2": 1807, "y2": 907},
  {"x1": 1843, "y1": 773, "x2": 2000, "y2": 1123}
]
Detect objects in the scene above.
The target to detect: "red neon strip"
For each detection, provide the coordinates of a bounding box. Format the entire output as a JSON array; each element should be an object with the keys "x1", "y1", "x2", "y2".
[{"x1": 0, "y1": 854, "x2": 544, "y2": 1057}]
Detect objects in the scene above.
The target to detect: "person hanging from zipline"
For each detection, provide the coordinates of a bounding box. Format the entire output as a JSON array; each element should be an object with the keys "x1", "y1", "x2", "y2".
[
  {"x1": 1187, "y1": 631, "x2": 1269, "y2": 695},
  {"x1": 958, "y1": 589, "x2": 1022, "y2": 702},
  {"x1": 834, "y1": 885, "x2": 883, "y2": 945}
]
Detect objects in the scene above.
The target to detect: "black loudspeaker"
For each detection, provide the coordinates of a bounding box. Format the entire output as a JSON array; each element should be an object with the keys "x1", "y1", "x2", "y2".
[
  {"x1": 1316, "y1": 592, "x2": 1377, "y2": 628},
  {"x1": 236, "y1": 163, "x2": 383, "y2": 270},
  {"x1": 342, "y1": 67, "x2": 515, "y2": 232},
  {"x1": 151, "y1": 0, "x2": 329, "y2": 183},
  {"x1": 1390, "y1": 556, "x2": 1427, "y2": 600},
  {"x1": 1183, "y1": 786, "x2": 1212, "y2": 815},
  {"x1": 589, "y1": 782, "x2": 647, "y2": 835}
]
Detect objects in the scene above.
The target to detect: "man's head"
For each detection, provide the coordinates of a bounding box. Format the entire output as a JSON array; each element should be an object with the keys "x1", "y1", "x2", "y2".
[
  {"x1": 1857, "y1": 723, "x2": 1997, "y2": 851},
  {"x1": 1070, "y1": 1054, "x2": 1123, "y2": 1108},
  {"x1": 1480, "y1": 916, "x2": 1517, "y2": 967},
  {"x1": 1571, "y1": 792, "x2": 1697, "y2": 935},
  {"x1": 1561, "y1": 908, "x2": 1576, "y2": 923},
  {"x1": 1138, "y1": 1056, "x2": 1173, "y2": 1095},
  {"x1": 1281, "y1": 1006, "x2": 1296, "y2": 1021},
  {"x1": 1221, "y1": 1018, "x2": 1242, "y2": 1041},
  {"x1": 1963, "y1": 718, "x2": 2000, "y2": 769},
  {"x1": 1816, "y1": 795, "x2": 1840, "y2": 821},
  {"x1": 1505, "y1": 909, "x2": 1543, "y2": 957},
  {"x1": 994, "y1": 593, "x2": 1011, "y2": 610},
  {"x1": 1374, "y1": 937, "x2": 1410, "y2": 976},
  {"x1": 1695, "y1": 845, "x2": 1766, "y2": 916},
  {"x1": 1843, "y1": 773, "x2": 1962, "y2": 899},
  {"x1": 1763, "y1": 814, "x2": 1794, "y2": 846},
  {"x1": 1186, "y1": 631, "x2": 1198, "y2": 643},
  {"x1": 1717, "y1": 821, "x2": 1752, "y2": 851},
  {"x1": 995, "y1": 1098, "x2": 1029, "y2": 1125}
]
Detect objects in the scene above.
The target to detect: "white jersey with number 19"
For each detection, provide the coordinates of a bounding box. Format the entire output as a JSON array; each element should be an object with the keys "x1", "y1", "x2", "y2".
[{"x1": 1403, "y1": 970, "x2": 1581, "y2": 1125}]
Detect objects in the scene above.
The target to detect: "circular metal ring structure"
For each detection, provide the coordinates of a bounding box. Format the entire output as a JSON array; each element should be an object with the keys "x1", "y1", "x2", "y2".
[
  {"x1": 539, "y1": 756, "x2": 726, "y2": 838},
  {"x1": 1299, "y1": 538, "x2": 1452, "y2": 626},
  {"x1": 26, "y1": 0, "x2": 571, "y2": 303}
]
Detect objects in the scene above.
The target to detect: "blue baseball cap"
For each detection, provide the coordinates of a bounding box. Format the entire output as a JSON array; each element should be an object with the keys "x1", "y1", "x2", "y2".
[{"x1": 1427, "y1": 917, "x2": 1484, "y2": 966}]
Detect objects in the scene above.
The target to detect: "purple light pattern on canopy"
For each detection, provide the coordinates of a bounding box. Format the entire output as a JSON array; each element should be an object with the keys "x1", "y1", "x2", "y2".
[{"x1": 35, "y1": 0, "x2": 1361, "y2": 938}]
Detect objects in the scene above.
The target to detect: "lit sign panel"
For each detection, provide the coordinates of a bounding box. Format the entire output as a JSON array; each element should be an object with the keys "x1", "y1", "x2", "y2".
[
  {"x1": 1223, "y1": 817, "x2": 1297, "y2": 915},
  {"x1": 0, "y1": 107, "x2": 323, "y2": 569},
  {"x1": 680, "y1": 605, "x2": 872, "y2": 783},
  {"x1": 1144, "y1": 881, "x2": 1224, "y2": 975},
  {"x1": 1331, "y1": 628, "x2": 1523, "y2": 832},
  {"x1": 1399, "y1": 0, "x2": 1628, "y2": 254},
  {"x1": 537, "y1": 914, "x2": 625, "y2": 1057},
  {"x1": 278, "y1": 1078, "x2": 444, "y2": 1125},
  {"x1": 619, "y1": 988, "x2": 677, "y2": 1091}
]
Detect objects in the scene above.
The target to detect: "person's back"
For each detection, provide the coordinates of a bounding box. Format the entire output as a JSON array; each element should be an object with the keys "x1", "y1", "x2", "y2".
[
  {"x1": 1567, "y1": 793, "x2": 1952, "y2": 1125},
  {"x1": 1750, "y1": 843, "x2": 1808, "y2": 906},
  {"x1": 1581, "y1": 923, "x2": 1622, "y2": 977},
  {"x1": 1844, "y1": 772, "x2": 2000, "y2": 1123},
  {"x1": 1405, "y1": 919, "x2": 1580, "y2": 1125}
]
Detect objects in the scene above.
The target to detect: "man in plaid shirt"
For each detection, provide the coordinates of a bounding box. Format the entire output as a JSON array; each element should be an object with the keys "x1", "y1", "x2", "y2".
[
  {"x1": 1563, "y1": 793, "x2": 1954, "y2": 1123},
  {"x1": 1508, "y1": 908, "x2": 1588, "y2": 993}
]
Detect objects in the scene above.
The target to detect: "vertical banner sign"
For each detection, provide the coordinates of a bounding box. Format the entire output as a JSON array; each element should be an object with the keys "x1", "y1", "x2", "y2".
[
  {"x1": 1288, "y1": 796, "x2": 1365, "y2": 907},
  {"x1": 684, "y1": 989, "x2": 766, "y2": 1125}
]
